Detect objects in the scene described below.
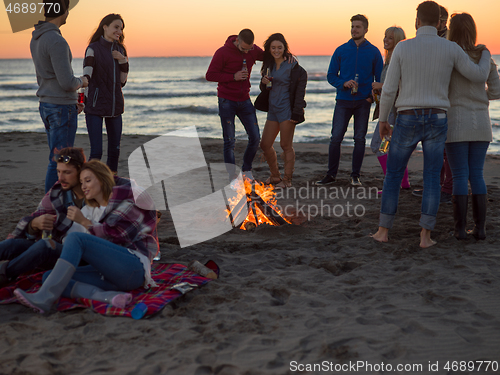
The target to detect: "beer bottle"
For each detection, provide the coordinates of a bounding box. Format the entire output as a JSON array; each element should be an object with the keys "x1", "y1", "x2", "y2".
[
  {"x1": 351, "y1": 74, "x2": 359, "y2": 95},
  {"x1": 266, "y1": 68, "x2": 272, "y2": 90},
  {"x1": 379, "y1": 126, "x2": 393, "y2": 154},
  {"x1": 379, "y1": 137, "x2": 390, "y2": 154}
]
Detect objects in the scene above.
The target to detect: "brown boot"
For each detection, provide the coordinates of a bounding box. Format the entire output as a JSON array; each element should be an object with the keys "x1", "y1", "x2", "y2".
[
  {"x1": 276, "y1": 149, "x2": 295, "y2": 188},
  {"x1": 263, "y1": 147, "x2": 282, "y2": 184}
]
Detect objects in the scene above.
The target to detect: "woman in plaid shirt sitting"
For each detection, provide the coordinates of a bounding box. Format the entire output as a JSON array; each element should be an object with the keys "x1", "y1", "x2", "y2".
[{"x1": 14, "y1": 160, "x2": 159, "y2": 314}]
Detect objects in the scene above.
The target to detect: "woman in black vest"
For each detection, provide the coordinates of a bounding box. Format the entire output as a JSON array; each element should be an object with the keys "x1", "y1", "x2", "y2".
[{"x1": 83, "y1": 14, "x2": 129, "y2": 174}]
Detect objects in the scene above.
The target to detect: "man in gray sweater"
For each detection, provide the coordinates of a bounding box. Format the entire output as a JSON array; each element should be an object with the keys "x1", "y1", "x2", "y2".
[
  {"x1": 31, "y1": 0, "x2": 88, "y2": 193},
  {"x1": 371, "y1": 1, "x2": 491, "y2": 248}
]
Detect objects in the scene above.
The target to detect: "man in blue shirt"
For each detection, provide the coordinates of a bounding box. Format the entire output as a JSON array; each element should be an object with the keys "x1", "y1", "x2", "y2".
[{"x1": 317, "y1": 14, "x2": 383, "y2": 186}]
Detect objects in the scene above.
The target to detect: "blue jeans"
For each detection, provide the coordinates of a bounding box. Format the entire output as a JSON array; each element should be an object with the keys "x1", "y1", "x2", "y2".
[
  {"x1": 218, "y1": 98, "x2": 260, "y2": 173},
  {"x1": 328, "y1": 99, "x2": 372, "y2": 177},
  {"x1": 39, "y1": 103, "x2": 78, "y2": 192},
  {"x1": 44, "y1": 232, "x2": 145, "y2": 298},
  {"x1": 380, "y1": 111, "x2": 448, "y2": 230},
  {"x1": 0, "y1": 238, "x2": 62, "y2": 280},
  {"x1": 85, "y1": 113, "x2": 123, "y2": 172},
  {"x1": 445, "y1": 141, "x2": 489, "y2": 195}
]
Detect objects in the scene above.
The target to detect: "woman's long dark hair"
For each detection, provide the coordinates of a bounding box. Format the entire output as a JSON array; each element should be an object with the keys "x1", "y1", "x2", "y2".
[
  {"x1": 88, "y1": 14, "x2": 127, "y2": 54},
  {"x1": 261, "y1": 33, "x2": 294, "y2": 75},
  {"x1": 448, "y1": 13, "x2": 484, "y2": 63}
]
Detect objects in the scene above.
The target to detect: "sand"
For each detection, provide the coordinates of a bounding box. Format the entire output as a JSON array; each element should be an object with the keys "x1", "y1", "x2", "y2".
[{"x1": 0, "y1": 132, "x2": 499, "y2": 375}]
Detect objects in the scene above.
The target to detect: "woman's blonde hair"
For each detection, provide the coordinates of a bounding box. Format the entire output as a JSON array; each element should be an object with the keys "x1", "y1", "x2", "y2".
[
  {"x1": 80, "y1": 160, "x2": 116, "y2": 207},
  {"x1": 385, "y1": 26, "x2": 406, "y2": 65},
  {"x1": 448, "y1": 13, "x2": 484, "y2": 63}
]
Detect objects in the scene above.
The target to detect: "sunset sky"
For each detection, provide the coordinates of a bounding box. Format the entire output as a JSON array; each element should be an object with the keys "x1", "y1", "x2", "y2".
[{"x1": 1, "y1": 0, "x2": 500, "y2": 59}]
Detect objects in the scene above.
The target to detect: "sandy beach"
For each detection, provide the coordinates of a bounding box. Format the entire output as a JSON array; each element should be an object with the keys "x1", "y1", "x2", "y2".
[{"x1": 0, "y1": 132, "x2": 499, "y2": 375}]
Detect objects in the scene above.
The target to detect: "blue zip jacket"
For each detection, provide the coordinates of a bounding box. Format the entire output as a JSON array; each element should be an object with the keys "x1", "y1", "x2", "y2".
[{"x1": 327, "y1": 39, "x2": 383, "y2": 101}]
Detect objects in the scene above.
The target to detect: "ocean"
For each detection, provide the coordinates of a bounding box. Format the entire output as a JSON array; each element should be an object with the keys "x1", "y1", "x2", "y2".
[{"x1": 1, "y1": 56, "x2": 500, "y2": 154}]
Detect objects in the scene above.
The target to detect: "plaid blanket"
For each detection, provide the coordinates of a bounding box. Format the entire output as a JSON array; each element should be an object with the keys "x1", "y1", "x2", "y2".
[{"x1": 0, "y1": 263, "x2": 211, "y2": 318}]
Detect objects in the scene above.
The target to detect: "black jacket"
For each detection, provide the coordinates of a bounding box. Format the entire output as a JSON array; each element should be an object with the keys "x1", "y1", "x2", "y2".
[
  {"x1": 84, "y1": 37, "x2": 128, "y2": 117},
  {"x1": 254, "y1": 63, "x2": 307, "y2": 124}
]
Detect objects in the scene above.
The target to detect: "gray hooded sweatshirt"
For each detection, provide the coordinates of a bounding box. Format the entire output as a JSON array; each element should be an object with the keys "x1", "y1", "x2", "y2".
[{"x1": 30, "y1": 21, "x2": 82, "y2": 104}]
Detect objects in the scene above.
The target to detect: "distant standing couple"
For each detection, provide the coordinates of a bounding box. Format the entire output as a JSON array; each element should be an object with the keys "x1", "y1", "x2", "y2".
[{"x1": 206, "y1": 29, "x2": 307, "y2": 187}]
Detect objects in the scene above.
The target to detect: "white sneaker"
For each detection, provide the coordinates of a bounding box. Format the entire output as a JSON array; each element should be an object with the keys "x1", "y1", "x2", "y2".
[{"x1": 242, "y1": 170, "x2": 254, "y2": 181}]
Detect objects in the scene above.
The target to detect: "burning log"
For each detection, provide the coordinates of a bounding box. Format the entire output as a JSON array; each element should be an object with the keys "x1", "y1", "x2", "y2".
[
  {"x1": 225, "y1": 176, "x2": 290, "y2": 230},
  {"x1": 241, "y1": 179, "x2": 289, "y2": 229},
  {"x1": 250, "y1": 193, "x2": 288, "y2": 226}
]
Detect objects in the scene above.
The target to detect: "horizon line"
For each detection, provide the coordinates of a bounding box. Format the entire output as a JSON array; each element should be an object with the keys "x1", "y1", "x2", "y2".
[
  {"x1": 2, "y1": 52, "x2": 500, "y2": 60},
  {"x1": 0, "y1": 54, "x2": 335, "y2": 60}
]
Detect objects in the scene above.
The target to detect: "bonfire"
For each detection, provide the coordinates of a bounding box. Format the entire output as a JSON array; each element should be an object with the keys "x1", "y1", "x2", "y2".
[{"x1": 227, "y1": 177, "x2": 291, "y2": 230}]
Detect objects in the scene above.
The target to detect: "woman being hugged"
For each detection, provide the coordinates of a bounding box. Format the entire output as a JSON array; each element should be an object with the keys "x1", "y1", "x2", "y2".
[
  {"x1": 83, "y1": 14, "x2": 129, "y2": 175},
  {"x1": 370, "y1": 26, "x2": 410, "y2": 190},
  {"x1": 256, "y1": 33, "x2": 307, "y2": 188},
  {"x1": 14, "y1": 160, "x2": 159, "y2": 313},
  {"x1": 445, "y1": 13, "x2": 500, "y2": 240}
]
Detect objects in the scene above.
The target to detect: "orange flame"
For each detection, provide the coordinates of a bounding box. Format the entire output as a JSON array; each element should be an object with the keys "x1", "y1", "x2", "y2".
[{"x1": 226, "y1": 177, "x2": 291, "y2": 230}]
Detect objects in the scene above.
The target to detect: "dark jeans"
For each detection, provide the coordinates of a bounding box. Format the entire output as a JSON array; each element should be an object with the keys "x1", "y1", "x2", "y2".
[
  {"x1": 328, "y1": 99, "x2": 372, "y2": 177},
  {"x1": 445, "y1": 141, "x2": 489, "y2": 195},
  {"x1": 440, "y1": 150, "x2": 453, "y2": 194},
  {"x1": 86, "y1": 113, "x2": 123, "y2": 172},
  {"x1": 43, "y1": 232, "x2": 145, "y2": 298},
  {"x1": 0, "y1": 238, "x2": 62, "y2": 280},
  {"x1": 218, "y1": 98, "x2": 260, "y2": 173},
  {"x1": 39, "y1": 103, "x2": 78, "y2": 192},
  {"x1": 380, "y1": 111, "x2": 448, "y2": 230}
]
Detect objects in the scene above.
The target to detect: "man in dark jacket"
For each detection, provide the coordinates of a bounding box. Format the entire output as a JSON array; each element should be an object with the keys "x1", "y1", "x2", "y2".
[
  {"x1": 206, "y1": 29, "x2": 264, "y2": 180},
  {"x1": 30, "y1": 0, "x2": 88, "y2": 192}
]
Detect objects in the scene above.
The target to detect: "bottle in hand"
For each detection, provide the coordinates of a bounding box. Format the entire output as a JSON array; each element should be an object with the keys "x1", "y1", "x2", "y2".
[
  {"x1": 351, "y1": 74, "x2": 359, "y2": 95},
  {"x1": 379, "y1": 125, "x2": 393, "y2": 154},
  {"x1": 379, "y1": 137, "x2": 390, "y2": 154},
  {"x1": 77, "y1": 88, "x2": 85, "y2": 104},
  {"x1": 266, "y1": 68, "x2": 272, "y2": 90}
]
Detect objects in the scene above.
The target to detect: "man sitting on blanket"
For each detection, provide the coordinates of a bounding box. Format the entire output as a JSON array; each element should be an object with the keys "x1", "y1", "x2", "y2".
[{"x1": 0, "y1": 147, "x2": 87, "y2": 288}]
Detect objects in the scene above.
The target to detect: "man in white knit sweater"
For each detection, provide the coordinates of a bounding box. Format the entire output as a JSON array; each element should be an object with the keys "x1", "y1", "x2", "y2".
[{"x1": 371, "y1": 1, "x2": 491, "y2": 248}]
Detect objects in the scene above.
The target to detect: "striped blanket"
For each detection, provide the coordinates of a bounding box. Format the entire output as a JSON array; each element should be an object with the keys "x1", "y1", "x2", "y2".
[{"x1": 0, "y1": 263, "x2": 211, "y2": 318}]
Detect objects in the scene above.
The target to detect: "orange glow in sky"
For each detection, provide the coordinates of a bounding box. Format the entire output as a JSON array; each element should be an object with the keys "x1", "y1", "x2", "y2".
[{"x1": 1, "y1": 0, "x2": 500, "y2": 58}]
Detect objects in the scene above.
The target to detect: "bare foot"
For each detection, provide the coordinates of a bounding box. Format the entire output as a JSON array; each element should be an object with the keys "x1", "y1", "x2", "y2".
[
  {"x1": 370, "y1": 227, "x2": 389, "y2": 243},
  {"x1": 420, "y1": 228, "x2": 436, "y2": 248}
]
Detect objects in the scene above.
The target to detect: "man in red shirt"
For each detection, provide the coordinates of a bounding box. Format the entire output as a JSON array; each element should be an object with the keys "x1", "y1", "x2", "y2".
[{"x1": 206, "y1": 29, "x2": 264, "y2": 180}]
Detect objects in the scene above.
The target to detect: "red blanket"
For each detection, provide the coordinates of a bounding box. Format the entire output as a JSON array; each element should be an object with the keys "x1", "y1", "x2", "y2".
[{"x1": 0, "y1": 263, "x2": 211, "y2": 318}]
